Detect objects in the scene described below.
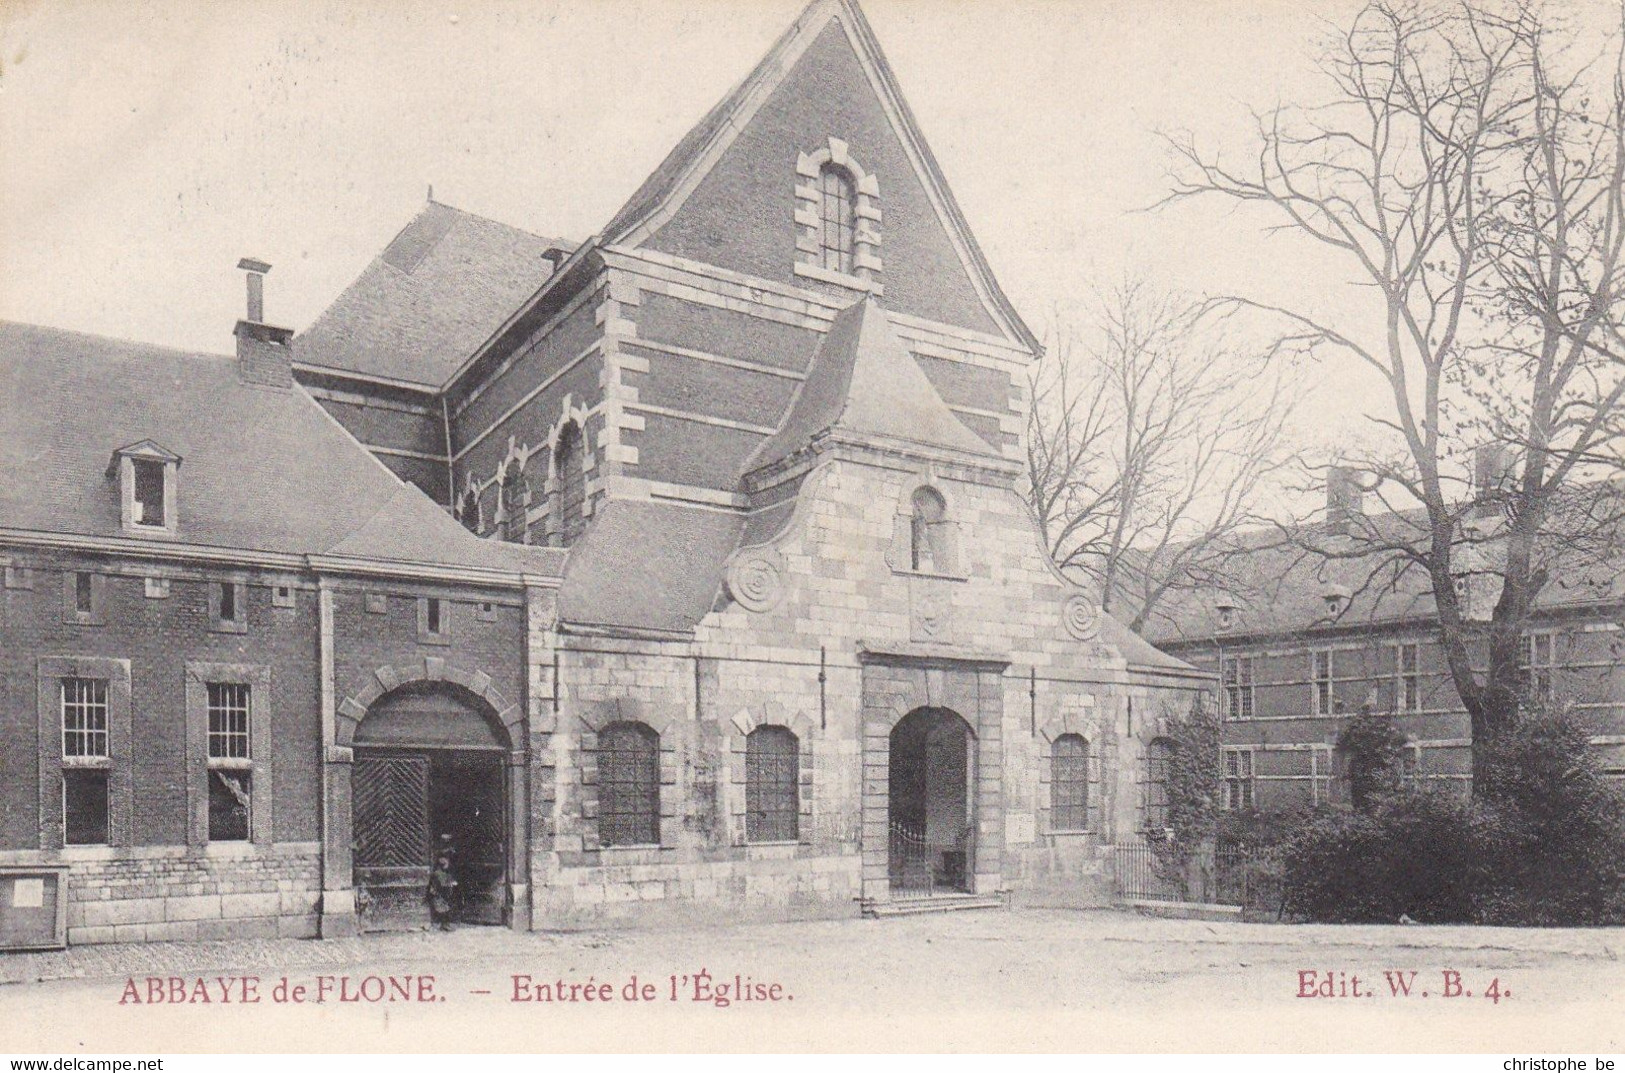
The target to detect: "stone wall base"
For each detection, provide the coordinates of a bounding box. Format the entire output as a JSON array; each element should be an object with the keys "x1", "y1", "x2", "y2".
[
  {"x1": 30, "y1": 845, "x2": 324, "y2": 946},
  {"x1": 533, "y1": 852, "x2": 863, "y2": 930}
]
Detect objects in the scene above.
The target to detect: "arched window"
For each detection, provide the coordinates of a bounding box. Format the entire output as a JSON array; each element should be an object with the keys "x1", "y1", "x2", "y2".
[
  {"x1": 555, "y1": 421, "x2": 586, "y2": 547},
  {"x1": 818, "y1": 164, "x2": 856, "y2": 275},
  {"x1": 457, "y1": 488, "x2": 481, "y2": 534},
  {"x1": 745, "y1": 725, "x2": 799, "y2": 843},
  {"x1": 1050, "y1": 733, "x2": 1089, "y2": 832},
  {"x1": 910, "y1": 485, "x2": 947, "y2": 572},
  {"x1": 501, "y1": 465, "x2": 528, "y2": 544},
  {"x1": 598, "y1": 721, "x2": 658, "y2": 846},
  {"x1": 1144, "y1": 737, "x2": 1175, "y2": 832}
]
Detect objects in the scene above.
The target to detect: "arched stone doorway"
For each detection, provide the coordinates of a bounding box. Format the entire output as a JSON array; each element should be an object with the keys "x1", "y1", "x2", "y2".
[
  {"x1": 351, "y1": 682, "x2": 512, "y2": 931},
  {"x1": 888, "y1": 706, "x2": 976, "y2": 896}
]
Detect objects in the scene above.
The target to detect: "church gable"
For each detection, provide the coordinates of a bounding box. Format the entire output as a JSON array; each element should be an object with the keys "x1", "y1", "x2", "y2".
[{"x1": 612, "y1": 4, "x2": 1033, "y2": 350}]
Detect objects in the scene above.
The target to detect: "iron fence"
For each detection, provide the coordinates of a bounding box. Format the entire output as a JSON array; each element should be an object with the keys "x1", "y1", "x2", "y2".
[{"x1": 1115, "y1": 841, "x2": 1279, "y2": 912}]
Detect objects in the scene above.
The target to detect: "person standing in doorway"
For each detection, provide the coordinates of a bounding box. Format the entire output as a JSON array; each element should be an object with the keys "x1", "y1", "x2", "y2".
[{"x1": 427, "y1": 853, "x2": 459, "y2": 931}]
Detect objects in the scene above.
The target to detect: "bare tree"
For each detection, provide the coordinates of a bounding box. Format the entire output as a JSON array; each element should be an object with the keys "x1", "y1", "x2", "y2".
[
  {"x1": 1026, "y1": 279, "x2": 1297, "y2": 633},
  {"x1": 1160, "y1": 0, "x2": 1625, "y2": 787}
]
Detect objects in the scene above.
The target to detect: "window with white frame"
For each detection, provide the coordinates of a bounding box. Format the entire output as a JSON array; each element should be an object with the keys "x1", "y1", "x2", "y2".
[
  {"x1": 1222, "y1": 748, "x2": 1255, "y2": 811},
  {"x1": 1311, "y1": 649, "x2": 1335, "y2": 716},
  {"x1": 61, "y1": 678, "x2": 110, "y2": 845},
  {"x1": 1395, "y1": 642, "x2": 1421, "y2": 713},
  {"x1": 206, "y1": 682, "x2": 251, "y2": 842},
  {"x1": 1311, "y1": 744, "x2": 1333, "y2": 804},
  {"x1": 1223, "y1": 655, "x2": 1255, "y2": 720},
  {"x1": 1524, "y1": 631, "x2": 1557, "y2": 703}
]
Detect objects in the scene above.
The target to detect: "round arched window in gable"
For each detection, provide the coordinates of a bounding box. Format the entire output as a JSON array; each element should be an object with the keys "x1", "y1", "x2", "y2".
[{"x1": 818, "y1": 163, "x2": 857, "y2": 275}]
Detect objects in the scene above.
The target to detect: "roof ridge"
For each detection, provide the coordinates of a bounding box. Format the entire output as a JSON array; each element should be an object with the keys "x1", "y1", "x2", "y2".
[{"x1": 0, "y1": 320, "x2": 235, "y2": 364}]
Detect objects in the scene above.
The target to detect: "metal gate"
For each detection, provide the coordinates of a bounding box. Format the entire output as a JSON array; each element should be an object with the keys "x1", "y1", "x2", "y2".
[{"x1": 354, "y1": 752, "x2": 431, "y2": 928}]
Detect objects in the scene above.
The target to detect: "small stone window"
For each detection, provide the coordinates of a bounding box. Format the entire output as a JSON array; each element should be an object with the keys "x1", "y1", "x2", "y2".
[
  {"x1": 418, "y1": 596, "x2": 450, "y2": 644},
  {"x1": 598, "y1": 721, "x2": 659, "y2": 847},
  {"x1": 62, "y1": 571, "x2": 105, "y2": 626},
  {"x1": 210, "y1": 580, "x2": 247, "y2": 634},
  {"x1": 272, "y1": 584, "x2": 295, "y2": 608},
  {"x1": 1050, "y1": 733, "x2": 1089, "y2": 832},
  {"x1": 457, "y1": 488, "x2": 482, "y2": 535},
  {"x1": 206, "y1": 682, "x2": 252, "y2": 842},
  {"x1": 745, "y1": 726, "x2": 799, "y2": 843},
  {"x1": 501, "y1": 465, "x2": 529, "y2": 544},
  {"x1": 910, "y1": 486, "x2": 948, "y2": 572},
  {"x1": 555, "y1": 421, "x2": 587, "y2": 547},
  {"x1": 817, "y1": 164, "x2": 857, "y2": 275}
]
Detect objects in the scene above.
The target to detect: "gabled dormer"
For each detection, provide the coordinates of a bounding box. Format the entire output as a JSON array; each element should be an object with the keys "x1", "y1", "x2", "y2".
[{"x1": 107, "y1": 440, "x2": 182, "y2": 534}]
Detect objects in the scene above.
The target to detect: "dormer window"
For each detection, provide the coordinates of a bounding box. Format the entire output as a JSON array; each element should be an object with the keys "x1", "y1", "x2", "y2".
[
  {"x1": 132, "y1": 459, "x2": 165, "y2": 526},
  {"x1": 108, "y1": 440, "x2": 181, "y2": 535}
]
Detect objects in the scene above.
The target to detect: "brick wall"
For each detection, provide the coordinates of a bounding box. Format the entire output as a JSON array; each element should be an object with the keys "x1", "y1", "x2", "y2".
[{"x1": 641, "y1": 21, "x2": 1002, "y2": 338}]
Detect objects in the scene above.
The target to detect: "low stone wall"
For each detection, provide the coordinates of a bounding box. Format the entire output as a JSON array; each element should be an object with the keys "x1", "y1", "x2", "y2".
[
  {"x1": 1004, "y1": 839, "x2": 1115, "y2": 909},
  {"x1": 6, "y1": 843, "x2": 324, "y2": 945},
  {"x1": 533, "y1": 849, "x2": 862, "y2": 929}
]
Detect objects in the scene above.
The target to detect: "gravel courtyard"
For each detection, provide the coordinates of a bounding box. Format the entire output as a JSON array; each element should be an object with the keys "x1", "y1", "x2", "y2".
[{"x1": 1, "y1": 908, "x2": 1620, "y2": 1053}]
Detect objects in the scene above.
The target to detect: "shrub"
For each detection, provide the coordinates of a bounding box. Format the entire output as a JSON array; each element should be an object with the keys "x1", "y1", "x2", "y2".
[
  {"x1": 1336, "y1": 710, "x2": 1409, "y2": 811},
  {"x1": 1281, "y1": 790, "x2": 1480, "y2": 923},
  {"x1": 1280, "y1": 707, "x2": 1625, "y2": 925}
]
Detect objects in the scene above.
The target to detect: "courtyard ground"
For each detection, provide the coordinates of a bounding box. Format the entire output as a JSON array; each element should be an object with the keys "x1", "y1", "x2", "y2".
[{"x1": 0, "y1": 908, "x2": 1619, "y2": 1053}]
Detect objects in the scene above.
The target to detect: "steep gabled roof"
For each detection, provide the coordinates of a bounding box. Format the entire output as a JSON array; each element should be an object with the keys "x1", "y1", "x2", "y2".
[
  {"x1": 747, "y1": 296, "x2": 996, "y2": 474},
  {"x1": 0, "y1": 321, "x2": 560, "y2": 577},
  {"x1": 599, "y1": 0, "x2": 1040, "y2": 355},
  {"x1": 296, "y1": 200, "x2": 567, "y2": 388}
]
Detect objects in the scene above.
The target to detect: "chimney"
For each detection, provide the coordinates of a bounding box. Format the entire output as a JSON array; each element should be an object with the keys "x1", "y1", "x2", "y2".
[
  {"x1": 1325, "y1": 465, "x2": 1363, "y2": 536},
  {"x1": 234, "y1": 258, "x2": 293, "y2": 388},
  {"x1": 238, "y1": 257, "x2": 271, "y2": 322},
  {"x1": 1473, "y1": 443, "x2": 1514, "y2": 519}
]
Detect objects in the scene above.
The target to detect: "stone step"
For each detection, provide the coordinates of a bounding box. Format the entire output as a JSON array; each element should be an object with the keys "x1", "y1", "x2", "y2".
[{"x1": 862, "y1": 894, "x2": 1007, "y2": 918}]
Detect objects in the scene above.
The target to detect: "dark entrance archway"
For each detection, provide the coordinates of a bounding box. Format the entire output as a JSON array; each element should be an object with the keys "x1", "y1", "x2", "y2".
[
  {"x1": 888, "y1": 706, "x2": 976, "y2": 896},
  {"x1": 352, "y1": 683, "x2": 509, "y2": 931}
]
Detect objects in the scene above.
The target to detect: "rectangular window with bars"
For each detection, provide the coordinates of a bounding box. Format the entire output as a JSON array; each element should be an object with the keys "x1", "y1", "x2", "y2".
[
  {"x1": 1223, "y1": 655, "x2": 1255, "y2": 720},
  {"x1": 1311, "y1": 649, "x2": 1335, "y2": 716},
  {"x1": 206, "y1": 682, "x2": 251, "y2": 841},
  {"x1": 1395, "y1": 642, "x2": 1421, "y2": 713},
  {"x1": 61, "y1": 678, "x2": 109, "y2": 758},
  {"x1": 745, "y1": 726, "x2": 800, "y2": 842}
]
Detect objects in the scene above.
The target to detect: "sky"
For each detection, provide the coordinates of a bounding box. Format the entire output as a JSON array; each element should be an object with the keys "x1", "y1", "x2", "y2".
[{"x1": 0, "y1": 0, "x2": 1616, "y2": 459}]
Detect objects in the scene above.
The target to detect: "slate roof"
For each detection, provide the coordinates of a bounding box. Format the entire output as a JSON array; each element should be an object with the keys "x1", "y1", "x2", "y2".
[
  {"x1": 747, "y1": 296, "x2": 996, "y2": 475},
  {"x1": 296, "y1": 201, "x2": 566, "y2": 388},
  {"x1": 0, "y1": 321, "x2": 561, "y2": 578},
  {"x1": 556, "y1": 499, "x2": 744, "y2": 633},
  {"x1": 1142, "y1": 508, "x2": 1625, "y2": 648}
]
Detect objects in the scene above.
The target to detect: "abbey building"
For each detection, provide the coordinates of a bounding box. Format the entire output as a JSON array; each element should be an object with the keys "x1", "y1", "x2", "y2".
[{"x1": 0, "y1": 0, "x2": 1205, "y2": 944}]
